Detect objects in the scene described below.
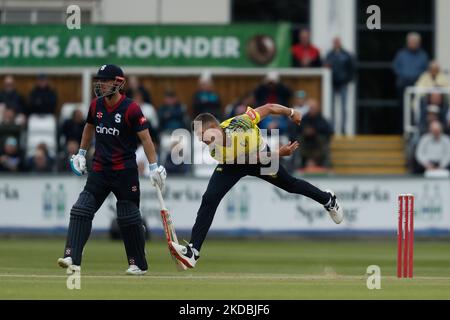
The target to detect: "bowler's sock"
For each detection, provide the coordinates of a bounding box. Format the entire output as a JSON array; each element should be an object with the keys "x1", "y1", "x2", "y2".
[
  {"x1": 324, "y1": 194, "x2": 333, "y2": 207},
  {"x1": 190, "y1": 244, "x2": 200, "y2": 258}
]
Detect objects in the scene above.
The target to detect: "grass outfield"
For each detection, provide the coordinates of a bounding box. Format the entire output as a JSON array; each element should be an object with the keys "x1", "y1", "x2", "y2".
[{"x1": 0, "y1": 238, "x2": 449, "y2": 299}]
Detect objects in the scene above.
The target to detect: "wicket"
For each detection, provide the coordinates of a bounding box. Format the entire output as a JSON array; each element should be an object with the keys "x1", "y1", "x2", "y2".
[{"x1": 397, "y1": 194, "x2": 414, "y2": 278}]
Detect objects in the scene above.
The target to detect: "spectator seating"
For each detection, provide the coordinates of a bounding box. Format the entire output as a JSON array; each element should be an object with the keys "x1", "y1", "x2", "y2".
[
  {"x1": 404, "y1": 87, "x2": 450, "y2": 135},
  {"x1": 59, "y1": 103, "x2": 86, "y2": 125},
  {"x1": 58, "y1": 103, "x2": 86, "y2": 147},
  {"x1": 26, "y1": 114, "x2": 57, "y2": 157}
]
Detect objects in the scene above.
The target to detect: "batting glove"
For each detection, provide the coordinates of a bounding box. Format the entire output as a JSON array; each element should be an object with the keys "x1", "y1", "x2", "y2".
[
  {"x1": 149, "y1": 163, "x2": 167, "y2": 192},
  {"x1": 70, "y1": 149, "x2": 87, "y2": 176}
]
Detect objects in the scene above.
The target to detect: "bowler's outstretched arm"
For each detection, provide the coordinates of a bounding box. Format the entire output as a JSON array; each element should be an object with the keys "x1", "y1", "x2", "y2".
[{"x1": 254, "y1": 103, "x2": 302, "y2": 125}]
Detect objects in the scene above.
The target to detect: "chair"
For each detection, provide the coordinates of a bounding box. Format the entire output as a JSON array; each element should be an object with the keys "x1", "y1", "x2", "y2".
[
  {"x1": 27, "y1": 114, "x2": 57, "y2": 158},
  {"x1": 59, "y1": 103, "x2": 86, "y2": 125},
  {"x1": 58, "y1": 103, "x2": 86, "y2": 147}
]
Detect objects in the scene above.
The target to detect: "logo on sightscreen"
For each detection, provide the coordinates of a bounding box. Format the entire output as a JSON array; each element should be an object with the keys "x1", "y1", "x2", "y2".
[{"x1": 96, "y1": 125, "x2": 120, "y2": 136}]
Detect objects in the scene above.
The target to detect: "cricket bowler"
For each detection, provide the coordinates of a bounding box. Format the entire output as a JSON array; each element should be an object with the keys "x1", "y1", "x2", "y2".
[
  {"x1": 57, "y1": 64, "x2": 166, "y2": 275},
  {"x1": 169, "y1": 104, "x2": 343, "y2": 268}
]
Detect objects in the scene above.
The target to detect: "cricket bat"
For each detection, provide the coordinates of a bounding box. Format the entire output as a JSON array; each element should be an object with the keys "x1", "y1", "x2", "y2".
[{"x1": 155, "y1": 185, "x2": 187, "y2": 271}]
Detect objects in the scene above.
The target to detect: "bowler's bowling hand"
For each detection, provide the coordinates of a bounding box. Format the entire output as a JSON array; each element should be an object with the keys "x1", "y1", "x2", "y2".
[{"x1": 278, "y1": 141, "x2": 300, "y2": 157}]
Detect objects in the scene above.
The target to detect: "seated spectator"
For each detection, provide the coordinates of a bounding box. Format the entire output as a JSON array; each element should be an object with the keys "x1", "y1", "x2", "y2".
[
  {"x1": 27, "y1": 143, "x2": 54, "y2": 172},
  {"x1": 419, "y1": 92, "x2": 448, "y2": 128},
  {"x1": 291, "y1": 90, "x2": 310, "y2": 116},
  {"x1": 158, "y1": 90, "x2": 188, "y2": 133},
  {"x1": 0, "y1": 109, "x2": 23, "y2": 165},
  {"x1": 1, "y1": 107, "x2": 17, "y2": 126},
  {"x1": 1, "y1": 106, "x2": 26, "y2": 127},
  {"x1": 27, "y1": 74, "x2": 57, "y2": 115},
  {"x1": 297, "y1": 99, "x2": 334, "y2": 167},
  {"x1": 58, "y1": 139, "x2": 79, "y2": 172},
  {"x1": 224, "y1": 92, "x2": 255, "y2": 119},
  {"x1": 126, "y1": 75, "x2": 152, "y2": 104},
  {"x1": 415, "y1": 121, "x2": 450, "y2": 173},
  {"x1": 420, "y1": 105, "x2": 443, "y2": 135},
  {"x1": 0, "y1": 136, "x2": 21, "y2": 172},
  {"x1": 192, "y1": 73, "x2": 221, "y2": 119},
  {"x1": 254, "y1": 71, "x2": 292, "y2": 106},
  {"x1": 0, "y1": 75, "x2": 26, "y2": 115},
  {"x1": 291, "y1": 29, "x2": 322, "y2": 68},
  {"x1": 416, "y1": 60, "x2": 450, "y2": 88},
  {"x1": 61, "y1": 109, "x2": 84, "y2": 145}
]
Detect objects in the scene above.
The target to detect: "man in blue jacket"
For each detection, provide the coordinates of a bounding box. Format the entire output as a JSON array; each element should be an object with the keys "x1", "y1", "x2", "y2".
[{"x1": 393, "y1": 32, "x2": 429, "y2": 107}]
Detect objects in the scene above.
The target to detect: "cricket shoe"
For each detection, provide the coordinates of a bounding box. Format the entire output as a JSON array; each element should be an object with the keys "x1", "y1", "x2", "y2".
[
  {"x1": 57, "y1": 257, "x2": 81, "y2": 272},
  {"x1": 168, "y1": 242, "x2": 199, "y2": 269},
  {"x1": 57, "y1": 257, "x2": 73, "y2": 269},
  {"x1": 324, "y1": 190, "x2": 344, "y2": 224},
  {"x1": 125, "y1": 265, "x2": 147, "y2": 276}
]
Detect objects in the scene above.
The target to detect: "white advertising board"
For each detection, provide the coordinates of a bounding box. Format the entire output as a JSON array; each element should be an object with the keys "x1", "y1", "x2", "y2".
[{"x1": 0, "y1": 175, "x2": 449, "y2": 234}]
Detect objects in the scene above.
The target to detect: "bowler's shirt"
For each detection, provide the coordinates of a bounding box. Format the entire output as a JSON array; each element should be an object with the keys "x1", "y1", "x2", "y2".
[{"x1": 210, "y1": 107, "x2": 265, "y2": 164}]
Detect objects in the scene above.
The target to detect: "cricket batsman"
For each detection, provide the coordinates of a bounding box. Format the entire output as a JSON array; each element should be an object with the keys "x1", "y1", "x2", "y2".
[
  {"x1": 169, "y1": 104, "x2": 343, "y2": 268},
  {"x1": 57, "y1": 64, "x2": 166, "y2": 275}
]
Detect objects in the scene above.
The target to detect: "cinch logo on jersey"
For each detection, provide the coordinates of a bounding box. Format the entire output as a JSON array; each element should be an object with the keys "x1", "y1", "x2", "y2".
[{"x1": 96, "y1": 125, "x2": 120, "y2": 136}]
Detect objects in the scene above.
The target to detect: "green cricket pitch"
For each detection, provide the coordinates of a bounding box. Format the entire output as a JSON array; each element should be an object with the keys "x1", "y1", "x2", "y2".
[{"x1": 1, "y1": 238, "x2": 449, "y2": 299}]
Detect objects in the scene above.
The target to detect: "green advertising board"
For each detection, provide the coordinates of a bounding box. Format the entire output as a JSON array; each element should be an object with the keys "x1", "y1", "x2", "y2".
[{"x1": 0, "y1": 24, "x2": 291, "y2": 68}]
